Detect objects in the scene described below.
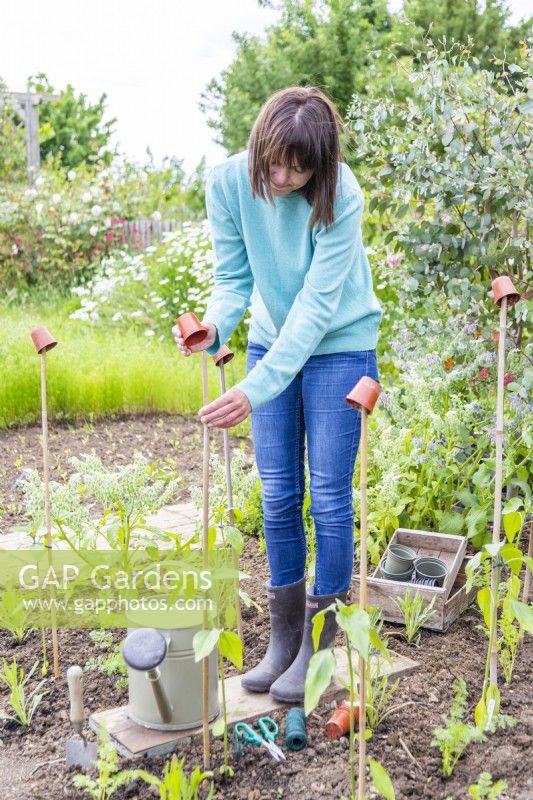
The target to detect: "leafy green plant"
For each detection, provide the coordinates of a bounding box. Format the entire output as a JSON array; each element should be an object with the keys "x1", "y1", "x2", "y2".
[
  {"x1": 393, "y1": 590, "x2": 437, "y2": 645},
  {"x1": 85, "y1": 640, "x2": 128, "y2": 689},
  {"x1": 0, "y1": 590, "x2": 35, "y2": 643},
  {"x1": 72, "y1": 728, "x2": 142, "y2": 799},
  {"x1": 498, "y1": 574, "x2": 525, "y2": 685},
  {"x1": 468, "y1": 772, "x2": 508, "y2": 799},
  {"x1": 0, "y1": 658, "x2": 48, "y2": 726},
  {"x1": 137, "y1": 754, "x2": 214, "y2": 799},
  {"x1": 466, "y1": 539, "x2": 532, "y2": 731},
  {"x1": 369, "y1": 757, "x2": 396, "y2": 800},
  {"x1": 305, "y1": 599, "x2": 390, "y2": 800},
  {"x1": 193, "y1": 627, "x2": 243, "y2": 779},
  {"x1": 431, "y1": 678, "x2": 486, "y2": 777}
]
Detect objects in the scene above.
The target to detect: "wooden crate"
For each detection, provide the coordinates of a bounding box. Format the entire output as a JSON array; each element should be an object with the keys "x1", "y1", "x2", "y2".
[{"x1": 353, "y1": 528, "x2": 472, "y2": 632}]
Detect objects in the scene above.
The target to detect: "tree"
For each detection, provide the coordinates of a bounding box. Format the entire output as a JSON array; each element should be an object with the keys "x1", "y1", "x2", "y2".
[
  {"x1": 26, "y1": 73, "x2": 117, "y2": 171},
  {"x1": 200, "y1": 0, "x2": 393, "y2": 154},
  {"x1": 397, "y1": 0, "x2": 532, "y2": 70},
  {"x1": 0, "y1": 78, "x2": 26, "y2": 183}
]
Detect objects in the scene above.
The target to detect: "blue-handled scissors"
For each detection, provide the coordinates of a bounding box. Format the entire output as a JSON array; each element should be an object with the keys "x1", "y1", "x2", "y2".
[{"x1": 234, "y1": 716, "x2": 286, "y2": 761}]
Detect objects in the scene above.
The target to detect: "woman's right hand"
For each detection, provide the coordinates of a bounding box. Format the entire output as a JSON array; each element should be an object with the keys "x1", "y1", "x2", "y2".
[{"x1": 172, "y1": 320, "x2": 218, "y2": 357}]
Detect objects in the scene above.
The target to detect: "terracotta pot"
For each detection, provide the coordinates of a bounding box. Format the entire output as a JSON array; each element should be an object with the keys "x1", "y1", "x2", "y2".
[
  {"x1": 326, "y1": 700, "x2": 360, "y2": 740},
  {"x1": 212, "y1": 345, "x2": 234, "y2": 367},
  {"x1": 176, "y1": 312, "x2": 209, "y2": 347},
  {"x1": 345, "y1": 376, "x2": 381, "y2": 414},
  {"x1": 30, "y1": 326, "x2": 57, "y2": 354},
  {"x1": 491, "y1": 276, "x2": 520, "y2": 307}
]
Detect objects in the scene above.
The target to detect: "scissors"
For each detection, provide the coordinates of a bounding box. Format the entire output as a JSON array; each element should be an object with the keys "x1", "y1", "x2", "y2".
[{"x1": 233, "y1": 716, "x2": 286, "y2": 761}]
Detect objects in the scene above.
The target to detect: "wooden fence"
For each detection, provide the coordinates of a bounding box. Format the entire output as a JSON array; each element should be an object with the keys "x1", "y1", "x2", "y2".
[{"x1": 121, "y1": 218, "x2": 183, "y2": 248}]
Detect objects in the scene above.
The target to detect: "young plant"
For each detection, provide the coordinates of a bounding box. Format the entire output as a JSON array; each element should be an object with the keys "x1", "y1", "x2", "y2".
[
  {"x1": 393, "y1": 590, "x2": 437, "y2": 646},
  {"x1": 498, "y1": 575, "x2": 525, "y2": 685},
  {"x1": 431, "y1": 678, "x2": 486, "y2": 778},
  {"x1": 468, "y1": 772, "x2": 507, "y2": 799},
  {"x1": 0, "y1": 658, "x2": 48, "y2": 727},
  {"x1": 0, "y1": 589, "x2": 35, "y2": 643},
  {"x1": 85, "y1": 637, "x2": 128, "y2": 689},
  {"x1": 72, "y1": 728, "x2": 142, "y2": 799},
  {"x1": 137, "y1": 754, "x2": 214, "y2": 799},
  {"x1": 192, "y1": 627, "x2": 243, "y2": 780},
  {"x1": 466, "y1": 537, "x2": 532, "y2": 731},
  {"x1": 305, "y1": 599, "x2": 391, "y2": 800}
]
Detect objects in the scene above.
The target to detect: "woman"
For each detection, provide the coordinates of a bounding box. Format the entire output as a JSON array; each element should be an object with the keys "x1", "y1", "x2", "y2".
[{"x1": 173, "y1": 86, "x2": 382, "y2": 704}]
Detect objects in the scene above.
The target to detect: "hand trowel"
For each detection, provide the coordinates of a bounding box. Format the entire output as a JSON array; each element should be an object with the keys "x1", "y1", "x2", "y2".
[{"x1": 65, "y1": 665, "x2": 98, "y2": 768}]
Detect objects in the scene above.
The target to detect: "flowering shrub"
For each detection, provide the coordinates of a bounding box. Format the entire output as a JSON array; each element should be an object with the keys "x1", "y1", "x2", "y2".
[
  {"x1": 69, "y1": 221, "x2": 250, "y2": 350},
  {"x1": 0, "y1": 155, "x2": 203, "y2": 291},
  {"x1": 0, "y1": 163, "x2": 135, "y2": 289}
]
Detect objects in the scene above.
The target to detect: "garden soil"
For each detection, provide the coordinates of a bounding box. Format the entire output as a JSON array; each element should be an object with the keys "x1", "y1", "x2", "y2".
[{"x1": 0, "y1": 414, "x2": 531, "y2": 800}]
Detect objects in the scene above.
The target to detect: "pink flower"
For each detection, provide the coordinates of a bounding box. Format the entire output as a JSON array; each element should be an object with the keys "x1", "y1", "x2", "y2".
[
  {"x1": 441, "y1": 213, "x2": 453, "y2": 226},
  {"x1": 478, "y1": 368, "x2": 489, "y2": 381},
  {"x1": 503, "y1": 373, "x2": 514, "y2": 386},
  {"x1": 386, "y1": 254, "x2": 402, "y2": 268}
]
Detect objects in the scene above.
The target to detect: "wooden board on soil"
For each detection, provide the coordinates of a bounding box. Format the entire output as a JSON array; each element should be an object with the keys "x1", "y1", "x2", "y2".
[
  {"x1": 353, "y1": 528, "x2": 472, "y2": 632},
  {"x1": 89, "y1": 647, "x2": 418, "y2": 758}
]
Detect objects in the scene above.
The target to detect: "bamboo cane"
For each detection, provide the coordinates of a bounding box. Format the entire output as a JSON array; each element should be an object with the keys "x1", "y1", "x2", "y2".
[
  {"x1": 490, "y1": 296, "x2": 507, "y2": 687},
  {"x1": 217, "y1": 357, "x2": 243, "y2": 642},
  {"x1": 30, "y1": 327, "x2": 60, "y2": 679},
  {"x1": 345, "y1": 376, "x2": 381, "y2": 800},
  {"x1": 522, "y1": 520, "x2": 533, "y2": 603},
  {"x1": 201, "y1": 350, "x2": 211, "y2": 770},
  {"x1": 357, "y1": 408, "x2": 369, "y2": 800},
  {"x1": 488, "y1": 276, "x2": 520, "y2": 688}
]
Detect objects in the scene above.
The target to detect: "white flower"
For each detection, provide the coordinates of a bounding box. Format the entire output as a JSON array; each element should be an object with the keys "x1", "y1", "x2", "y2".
[
  {"x1": 35, "y1": 202, "x2": 44, "y2": 214},
  {"x1": 52, "y1": 193, "x2": 61, "y2": 204},
  {"x1": 11, "y1": 244, "x2": 19, "y2": 255},
  {"x1": 152, "y1": 210, "x2": 162, "y2": 221},
  {"x1": 91, "y1": 204, "x2": 102, "y2": 217},
  {"x1": 82, "y1": 192, "x2": 92, "y2": 202},
  {"x1": 89, "y1": 225, "x2": 99, "y2": 236},
  {"x1": 69, "y1": 212, "x2": 79, "y2": 223},
  {"x1": 112, "y1": 202, "x2": 120, "y2": 211},
  {"x1": 67, "y1": 170, "x2": 76, "y2": 180},
  {"x1": 104, "y1": 217, "x2": 111, "y2": 228},
  {"x1": 145, "y1": 330, "x2": 155, "y2": 337},
  {"x1": 111, "y1": 312, "x2": 123, "y2": 322},
  {"x1": 35, "y1": 176, "x2": 45, "y2": 187}
]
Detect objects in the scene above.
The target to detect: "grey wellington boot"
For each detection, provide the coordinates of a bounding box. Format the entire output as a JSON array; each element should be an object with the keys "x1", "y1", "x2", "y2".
[
  {"x1": 269, "y1": 586, "x2": 348, "y2": 704},
  {"x1": 241, "y1": 576, "x2": 306, "y2": 693}
]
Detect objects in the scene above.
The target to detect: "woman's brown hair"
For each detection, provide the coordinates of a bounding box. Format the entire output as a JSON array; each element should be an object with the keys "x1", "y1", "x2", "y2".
[{"x1": 247, "y1": 86, "x2": 344, "y2": 229}]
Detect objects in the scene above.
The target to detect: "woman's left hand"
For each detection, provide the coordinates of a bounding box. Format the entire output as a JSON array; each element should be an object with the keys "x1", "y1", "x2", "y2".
[{"x1": 198, "y1": 388, "x2": 252, "y2": 429}]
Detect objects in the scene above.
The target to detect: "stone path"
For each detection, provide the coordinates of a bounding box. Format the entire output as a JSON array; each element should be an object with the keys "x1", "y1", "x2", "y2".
[{"x1": 0, "y1": 501, "x2": 203, "y2": 550}]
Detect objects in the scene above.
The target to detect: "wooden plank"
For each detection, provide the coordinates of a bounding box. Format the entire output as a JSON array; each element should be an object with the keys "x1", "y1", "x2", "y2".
[{"x1": 89, "y1": 648, "x2": 418, "y2": 759}]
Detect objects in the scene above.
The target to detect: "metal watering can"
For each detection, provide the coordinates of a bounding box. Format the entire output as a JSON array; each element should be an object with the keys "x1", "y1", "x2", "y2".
[{"x1": 122, "y1": 620, "x2": 219, "y2": 731}]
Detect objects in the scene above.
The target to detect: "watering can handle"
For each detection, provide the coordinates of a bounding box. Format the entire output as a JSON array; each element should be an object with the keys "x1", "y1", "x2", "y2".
[{"x1": 67, "y1": 665, "x2": 85, "y2": 735}]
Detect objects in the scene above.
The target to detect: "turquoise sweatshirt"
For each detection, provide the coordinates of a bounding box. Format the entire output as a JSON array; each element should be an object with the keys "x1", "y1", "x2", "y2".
[{"x1": 203, "y1": 149, "x2": 382, "y2": 411}]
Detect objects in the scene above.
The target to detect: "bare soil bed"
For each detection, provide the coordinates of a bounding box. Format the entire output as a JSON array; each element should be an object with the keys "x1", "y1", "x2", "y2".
[{"x1": 0, "y1": 414, "x2": 531, "y2": 800}]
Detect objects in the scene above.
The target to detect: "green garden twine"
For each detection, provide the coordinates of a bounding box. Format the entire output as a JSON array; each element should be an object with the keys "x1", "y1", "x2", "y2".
[{"x1": 284, "y1": 707, "x2": 307, "y2": 751}]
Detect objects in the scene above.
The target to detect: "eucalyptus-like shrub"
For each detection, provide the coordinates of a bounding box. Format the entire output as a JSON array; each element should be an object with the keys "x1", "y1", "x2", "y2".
[{"x1": 347, "y1": 40, "x2": 532, "y2": 329}]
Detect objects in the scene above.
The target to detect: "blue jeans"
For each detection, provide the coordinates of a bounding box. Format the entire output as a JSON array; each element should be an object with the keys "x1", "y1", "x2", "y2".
[{"x1": 246, "y1": 342, "x2": 379, "y2": 596}]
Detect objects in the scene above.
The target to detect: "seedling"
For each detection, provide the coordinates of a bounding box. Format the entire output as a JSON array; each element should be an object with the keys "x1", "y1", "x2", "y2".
[
  {"x1": 72, "y1": 728, "x2": 142, "y2": 799},
  {"x1": 137, "y1": 754, "x2": 214, "y2": 799},
  {"x1": 431, "y1": 678, "x2": 485, "y2": 777},
  {"x1": 393, "y1": 590, "x2": 437, "y2": 645},
  {"x1": 468, "y1": 772, "x2": 507, "y2": 799},
  {"x1": 193, "y1": 627, "x2": 243, "y2": 780},
  {"x1": 0, "y1": 658, "x2": 48, "y2": 727}
]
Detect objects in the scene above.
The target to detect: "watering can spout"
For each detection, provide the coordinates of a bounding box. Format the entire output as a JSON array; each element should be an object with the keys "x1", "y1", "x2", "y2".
[{"x1": 122, "y1": 628, "x2": 173, "y2": 724}]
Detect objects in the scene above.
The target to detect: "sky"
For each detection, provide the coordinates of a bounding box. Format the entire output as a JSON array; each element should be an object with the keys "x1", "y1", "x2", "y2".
[{"x1": 1, "y1": 0, "x2": 531, "y2": 175}]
